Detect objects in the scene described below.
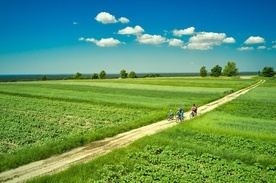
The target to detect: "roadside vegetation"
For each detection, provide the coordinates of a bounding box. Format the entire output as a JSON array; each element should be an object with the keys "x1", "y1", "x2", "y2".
[
  {"x1": 28, "y1": 78, "x2": 276, "y2": 182},
  {"x1": 0, "y1": 77, "x2": 256, "y2": 172}
]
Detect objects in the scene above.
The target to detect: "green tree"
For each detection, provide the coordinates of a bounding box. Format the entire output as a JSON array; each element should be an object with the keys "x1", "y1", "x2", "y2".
[
  {"x1": 222, "y1": 61, "x2": 238, "y2": 76},
  {"x1": 41, "y1": 75, "x2": 47, "y2": 81},
  {"x1": 120, "y1": 69, "x2": 128, "y2": 78},
  {"x1": 74, "y1": 72, "x2": 82, "y2": 79},
  {"x1": 129, "y1": 71, "x2": 137, "y2": 78},
  {"x1": 262, "y1": 66, "x2": 275, "y2": 77},
  {"x1": 91, "y1": 73, "x2": 99, "y2": 79},
  {"x1": 99, "y1": 70, "x2": 106, "y2": 79},
  {"x1": 210, "y1": 65, "x2": 222, "y2": 77},
  {"x1": 199, "y1": 66, "x2": 208, "y2": 77}
]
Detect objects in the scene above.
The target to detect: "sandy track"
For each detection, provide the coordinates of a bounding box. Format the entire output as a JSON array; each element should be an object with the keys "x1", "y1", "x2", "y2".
[{"x1": 0, "y1": 80, "x2": 264, "y2": 183}]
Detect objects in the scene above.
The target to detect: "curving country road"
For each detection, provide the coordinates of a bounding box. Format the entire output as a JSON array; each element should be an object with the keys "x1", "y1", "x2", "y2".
[{"x1": 0, "y1": 80, "x2": 265, "y2": 183}]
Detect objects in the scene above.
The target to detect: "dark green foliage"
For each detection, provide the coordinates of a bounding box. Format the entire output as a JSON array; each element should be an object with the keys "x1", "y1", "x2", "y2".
[
  {"x1": 41, "y1": 75, "x2": 47, "y2": 81},
  {"x1": 210, "y1": 65, "x2": 222, "y2": 77},
  {"x1": 120, "y1": 69, "x2": 128, "y2": 78},
  {"x1": 142, "y1": 73, "x2": 161, "y2": 77},
  {"x1": 91, "y1": 73, "x2": 99, "y2": 79},
  {"x1": 74, "y1": 72, "x2": 86, "y2": 79},
  {"x1": 99, "y1": 70, "x2": 106, "y2": 79},
  {"x1": 262, "y1": 66, "x2": 275, "y2": 77},
  {"x1": 74, "y1": 72, "x2": 82, "y2": 79},
  {"x1": 223, "y1": 89, "x2": 234, "y2": 94},
  {"x1": 222, "y1": 61, "x2": 239, "y2": 76},
  {"x1": 199, "y1": 66, "x2": 208, "y2": 77},
  {"x1": 128, "y1": 71, "x2": 137, "y2": 78}
]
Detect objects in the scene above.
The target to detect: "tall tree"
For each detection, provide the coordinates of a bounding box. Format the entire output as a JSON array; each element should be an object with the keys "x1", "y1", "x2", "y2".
[
  {"x1": 210, "y1": 65, "x2": 222, "y2": 77},
  {"x1": 222, "y1": 61, "x2": 238, "y2": 76},
  {"x1": 199, "y1": 66, "x2": 208, "y2": 77},
  {"x1": 99, "y1": 70, "x2": 106, "y2": 79},
  {"x1": 41, "y1": 75, "x2": 47, "y2": 81},
  {"x1": 74, "y1": 72, "x2": 83, "y2": 79},
  {"x1": 129, "y1": 71, "x2": 137, "y2": 78},
  {"x1": 91, "y1": 73, "x2": 99, "y2": 79},
  {"x1": 262, "y1": 67, "x2": 275, "y2": 77},
  {"x1": 120, "y1": 69, "x2": 128, "y2": 78}
]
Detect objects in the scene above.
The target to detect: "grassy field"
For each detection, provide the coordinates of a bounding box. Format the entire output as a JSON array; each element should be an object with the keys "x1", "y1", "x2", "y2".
[
  {"x1": 27, "y1": 78, "x2": 276, "y2": 182},
  {"x1": 0, "y1": 77, "x2": 257, "y2": 172}
]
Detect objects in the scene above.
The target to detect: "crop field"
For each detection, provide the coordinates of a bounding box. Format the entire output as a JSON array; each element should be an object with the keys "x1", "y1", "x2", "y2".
[
  {"x1": 28, "y1": 78, "x2": 276, "y2": 182},
  {"x1": 0, "y1": 77, "x2": 257, "y2": 172}
]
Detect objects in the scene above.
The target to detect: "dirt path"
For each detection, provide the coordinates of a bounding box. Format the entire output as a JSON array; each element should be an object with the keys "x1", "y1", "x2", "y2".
[{"x1": 0, "y1": 80, "x2": 265, "y2": 183}]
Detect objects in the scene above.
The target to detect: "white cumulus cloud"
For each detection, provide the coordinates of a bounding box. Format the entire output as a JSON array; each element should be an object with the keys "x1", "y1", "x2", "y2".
[
  {"x1": 118, "y1": 25, "x2": 144, "y2": 36},
  {"x1": 78, "y1": 37, "x2": 85, "y2": 41},
  {"x1": 118, "y1": 17, "x2": 129, "y2": 24},
  {"x1": 168, "y1": 38, "x2": 183, "y2": 47},
  {"x1": 136, "y1": 34, "x2": 167, "y2": 45},
  {"x1": 222, "y1": 37, "x2": 236, "y2": 44},
  {"x1": 189, "y1": 32, "x2": 226, "y2": 43},
  {"x1": 84, "y1": 37, "x2": 122, "y2": 47},
  {"x1": 257, "y1": 46, "x2": 266, "y2": 50},
  {"x1": 95, "y1": 12, "x2": 129, "y2": 24},
  {"x1": 182, "y1": 42, "x2": 215, "y2": 50},
  {"x1": 182, "y1": 32, "x2": 226, "y2": 50},
  {"x1": 237, "y1": 47, "x2": 254, "y2": 51},
  {"x1": 95, "y1": 12, "x2": 117, "y2": 24},
  {"x1": 272, "y1": 45, "x2": 276, "y2": 49},
  {"x1": 244, "y1": 36, "x2": 265, "y2": 44},
  {"x1": 173, "y1": 27, "x2": 195, "y2": 37}
]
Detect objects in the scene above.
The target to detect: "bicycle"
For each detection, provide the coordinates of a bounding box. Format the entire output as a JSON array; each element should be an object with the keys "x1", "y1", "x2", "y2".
[
  {"x1": 167, "y1": 114, "x2": 174, "y2": 121},
  {"x1": 175, "y1": 114, "x2": 184, "y2": 122},
  {"x1": 189, "y1": 111, "x2": 197, "y2": 119}
]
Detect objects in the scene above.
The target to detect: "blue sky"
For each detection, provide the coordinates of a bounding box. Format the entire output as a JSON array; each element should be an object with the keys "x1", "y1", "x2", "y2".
[{"x1": 0, "y1": 0, "x2": 275, "y2": 75}]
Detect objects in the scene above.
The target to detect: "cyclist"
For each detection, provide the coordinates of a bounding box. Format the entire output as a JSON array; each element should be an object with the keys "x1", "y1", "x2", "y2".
[
  {"x1": 191, "y1": 104, "x2": 197, "y2": 117},
  {"x1": 168, "y1": 110, "x2": 174, "y2": 120},
  {"x1": 178, "y1": 106, "x2": 184, "y2": 121}
]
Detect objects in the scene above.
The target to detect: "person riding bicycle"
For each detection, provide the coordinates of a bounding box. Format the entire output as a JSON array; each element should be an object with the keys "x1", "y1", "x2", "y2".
[
  {"x1": 178, "y1": 106, "x2": 184, "y2": 120},
  {"x1": 191, "y1": 104, "x2": 197, "y2": 116},
  {"x1": 168, "y1": 110, "x2": 174, "y2": 120}
]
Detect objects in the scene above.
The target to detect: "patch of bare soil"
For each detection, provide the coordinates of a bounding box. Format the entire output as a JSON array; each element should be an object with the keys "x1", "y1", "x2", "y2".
[
  {"x1": 240, "y1": 76, "x2": 253, "y2": 79},
  {"x1": 0, "y1": 80, "x2": 264, "y2": 183}
]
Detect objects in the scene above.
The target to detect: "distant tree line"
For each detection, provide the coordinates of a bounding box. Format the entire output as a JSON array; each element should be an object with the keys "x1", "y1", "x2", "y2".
[
  {"x1": 199, "y1": 61, "x2": 275, "y2": 78},
  {"x1": 199, "y1": 61, "x2": 239, "y2": 77},
  {"x1": 41, "y1": 62, "x2": 274, "y2": 81},
  {"x1": 91, "y1": 70, "x2": 106, "y2": 79},
  {"x1": 59, "y1": 69, "x2": 139, "y2": 80}
]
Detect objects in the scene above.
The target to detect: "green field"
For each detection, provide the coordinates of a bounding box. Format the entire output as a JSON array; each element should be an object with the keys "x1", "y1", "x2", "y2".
[
  {"x1": 27, "y1": 78, "x2": 276, "y2": 183},
  {"x1": 0, "y1": 77, "x2": 258, "y2": 173}
]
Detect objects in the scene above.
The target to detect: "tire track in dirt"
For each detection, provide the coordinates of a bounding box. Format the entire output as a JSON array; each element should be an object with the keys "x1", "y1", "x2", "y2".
[{"x1": 0, "y1": 80, "x2": 265, "y2": 183}]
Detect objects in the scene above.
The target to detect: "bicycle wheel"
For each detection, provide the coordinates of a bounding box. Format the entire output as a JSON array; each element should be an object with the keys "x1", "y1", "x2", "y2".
[
  {"x1": 189, "y1": 112, "x2": 194, "y2": 119},
  {"x1": 175, "y1": 115, "x2": 180, "y2": 122}
]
